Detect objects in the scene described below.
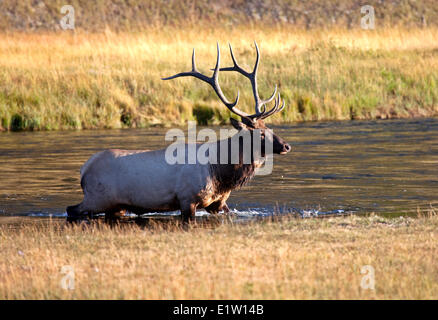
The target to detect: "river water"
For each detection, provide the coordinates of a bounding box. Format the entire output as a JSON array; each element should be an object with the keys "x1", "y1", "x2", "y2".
[{"x1": 0, "y1": 118, "x2": 437, "y2": 220}]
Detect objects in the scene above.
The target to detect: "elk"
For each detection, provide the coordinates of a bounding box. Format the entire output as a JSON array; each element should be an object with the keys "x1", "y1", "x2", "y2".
[{"x1": 66, "y1": 42, "x2": 291, "y2": 223}]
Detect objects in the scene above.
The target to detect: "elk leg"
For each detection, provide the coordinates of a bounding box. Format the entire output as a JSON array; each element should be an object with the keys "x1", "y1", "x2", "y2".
[
  {"x1": 104, "y1": 209, "x2": 126, "y2": 224},
  {"x1": 205, "y1": 201, "x2": 222, "y2": 215},
  {"x1": 66, "y1": 202, "x2": 88, "y2": 223},
  {"x1": 181, "y1": 203, "x2": 196, "y2": 223},
  {"x1": 206, "y1": 201, "x2": 230, "y2": 215},
  {"x1": 221, "y1": 203, "x2": 230, "y2": 213}
]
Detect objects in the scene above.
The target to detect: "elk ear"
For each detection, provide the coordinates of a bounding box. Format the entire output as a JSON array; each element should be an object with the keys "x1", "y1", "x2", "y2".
[{"x1": 230, "y1": 118, "x2": 250, "y2": 131}]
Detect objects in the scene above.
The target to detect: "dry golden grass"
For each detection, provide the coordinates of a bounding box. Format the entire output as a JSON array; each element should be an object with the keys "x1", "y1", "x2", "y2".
[
  {"x1": 1, "y1": 27, "x2": 438, "y2": 130},
  {"x1": 1, "y1": 211, "x2": 437, "y2": 299}
]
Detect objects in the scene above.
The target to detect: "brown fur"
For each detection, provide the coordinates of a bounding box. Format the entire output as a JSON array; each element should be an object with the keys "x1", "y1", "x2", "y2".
[
  {"x1": 66, "y1": 118, "x2": 290, "y2": 223},
  {"x1": 209, "y1": 131, "x2": 261, "y2": 193}
]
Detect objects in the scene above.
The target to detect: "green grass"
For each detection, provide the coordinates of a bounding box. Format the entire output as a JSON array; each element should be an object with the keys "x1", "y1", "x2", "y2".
[{"x1": 0, "y1": 28, "x2": 437, "y2": 131}]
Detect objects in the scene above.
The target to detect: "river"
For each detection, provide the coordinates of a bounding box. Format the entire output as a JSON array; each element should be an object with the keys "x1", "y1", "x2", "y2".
[{"x1": 0, "y1": 118, "x2": 437, "y2": 220}]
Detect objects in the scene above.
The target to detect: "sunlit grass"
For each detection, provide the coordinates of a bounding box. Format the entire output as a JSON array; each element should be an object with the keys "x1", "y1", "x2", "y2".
[
  {"x1": 1, "y1": 27, "x2": 438, "y2": 130},
  {"x1": 1, "y1": 210, "x2": 437, "y2": 299}
]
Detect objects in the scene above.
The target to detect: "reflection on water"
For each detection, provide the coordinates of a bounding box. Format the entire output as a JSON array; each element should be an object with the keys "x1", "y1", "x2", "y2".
[{"x1": 0, "y1": 118, "x2": 437, "y2": 219}]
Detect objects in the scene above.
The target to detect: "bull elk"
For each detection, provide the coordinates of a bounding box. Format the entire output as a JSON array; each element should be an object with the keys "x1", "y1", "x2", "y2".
[{"x1": 66, "y1": 42, "x2": 291, "y2": 223}]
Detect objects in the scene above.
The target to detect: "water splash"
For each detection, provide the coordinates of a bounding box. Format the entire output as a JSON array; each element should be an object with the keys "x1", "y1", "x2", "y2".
[{"x1": 25, "y1": 206, "x2": 352, "y2": 220}]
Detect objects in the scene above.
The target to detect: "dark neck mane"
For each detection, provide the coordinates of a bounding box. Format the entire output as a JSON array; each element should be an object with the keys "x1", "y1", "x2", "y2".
[
  {"x1": 209, "y1": 136, "x2": 263, "y2": 193},
  {"x1": 210, "y1": 162, "x2": 256, "y2": 193}
]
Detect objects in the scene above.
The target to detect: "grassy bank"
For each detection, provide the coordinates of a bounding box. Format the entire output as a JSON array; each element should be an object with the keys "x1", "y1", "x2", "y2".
[
  {"x1": 1, "y1": 212, "x2": 437, "y2": 299},
  {"x1": 1, "y1": 27, "x2": 438, "y2": 131}
]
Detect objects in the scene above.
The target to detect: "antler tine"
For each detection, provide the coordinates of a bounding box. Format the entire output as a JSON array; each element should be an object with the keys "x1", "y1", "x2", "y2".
[
  {"x1": 162, "y1": 44, "x2": 249, "y2": 119},
  {"x1": 217, "y1": 41, "x2": 284, "y2": 120},
  {"x1": 253, "y1": 41, "x2": 260, "y2": 75},
  {"x1": 261, "y1": 93, "x2": 285, "y2": 119},
  {"x1": 161, "y1": 48, "x2": 206, "y2": 82},
  {"x1": 211, "y1": 43, "x2": 245, "y2": 116},
  {"x1": 259, "y1": 94, "x2": 276, "y2": 118},
  {"x1": 191, "y1": 48, "x2": 197, "y2": 71},
  {"x1": 278, "y1": 96, "x2": 286, "y2": 113},
  {"x1": 212, "y1": 42, "x2": 221, "y2": 80},
  {"x1": 162, "y1": 43, "x2": 286, "y2": 122},
  {"x1": 226, "y1": 43, "x2": 250, "y2": 75},
  {"x1": 260, "y1": 84, "x2": 277, "y2": 105}
]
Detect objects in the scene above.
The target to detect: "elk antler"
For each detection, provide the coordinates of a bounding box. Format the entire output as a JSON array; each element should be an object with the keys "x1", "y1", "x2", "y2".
[
  {"x1": 162, "y1": 42, "x2": 285, "y2": 122},
  {"x1": 219, "y1": 41, "x2": 285, "y2": 120},
  {"x1": 162, "y1": 43, "x2": 250, "y2": 119}
]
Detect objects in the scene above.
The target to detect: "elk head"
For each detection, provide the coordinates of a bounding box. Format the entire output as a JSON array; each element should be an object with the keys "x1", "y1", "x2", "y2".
[{"x1": 163, "y1": 42, "x2": 291, "y2": 157}]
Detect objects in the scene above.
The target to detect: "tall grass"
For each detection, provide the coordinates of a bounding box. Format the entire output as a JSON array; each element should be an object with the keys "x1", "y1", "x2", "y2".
[
  {"x1": 1, "y1": 213, "x2": 438, "y2": 299},
  {"x1": 0, "y1": 27, "x2": 438, "y2": 131}
]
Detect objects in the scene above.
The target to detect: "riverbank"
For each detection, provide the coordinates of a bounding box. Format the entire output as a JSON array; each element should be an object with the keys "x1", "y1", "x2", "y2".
[
  {"x1": 1, "y1": 27, "x2": 438, "y2": 131},
  {"x1": 1, "y1": 211, "x2": 437, "y2": 299}
]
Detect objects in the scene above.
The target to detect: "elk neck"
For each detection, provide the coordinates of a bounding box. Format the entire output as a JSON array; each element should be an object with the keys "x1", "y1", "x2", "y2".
[{"x1": 209, "y1": 135, "x2": 264, "y2": 194}]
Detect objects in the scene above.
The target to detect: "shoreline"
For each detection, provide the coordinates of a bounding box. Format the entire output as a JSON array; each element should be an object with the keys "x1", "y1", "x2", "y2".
[{"x1": 1, "y1": 115, "x2": 437, "y2": 133}]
